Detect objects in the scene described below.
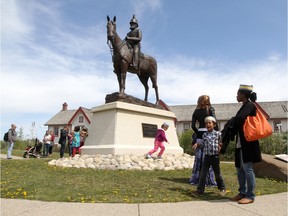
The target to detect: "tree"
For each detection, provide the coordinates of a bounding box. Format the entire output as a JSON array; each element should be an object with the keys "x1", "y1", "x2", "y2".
[{"x1": 17, "y1": 126, "x2": 24, "y2": 141}]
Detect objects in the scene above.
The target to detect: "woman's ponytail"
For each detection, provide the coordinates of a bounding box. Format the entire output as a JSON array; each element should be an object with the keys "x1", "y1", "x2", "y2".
[{"x1": 250, "y1": 92, "x2": 257, "y2": 102}]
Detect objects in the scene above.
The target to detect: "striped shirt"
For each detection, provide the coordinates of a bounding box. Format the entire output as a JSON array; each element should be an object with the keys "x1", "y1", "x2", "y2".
[{"x1": 201, "y1": 130, "x2": 222, "y2": 156}]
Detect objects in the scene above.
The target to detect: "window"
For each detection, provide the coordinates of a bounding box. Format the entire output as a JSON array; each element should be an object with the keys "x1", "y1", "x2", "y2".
[
  {"x1": 79, "y1": 116, "x2": 84, "y2": 123},
  {"x1": 183, "y1": 123, "x2": 190, "y2": 131},
  {"x1": 273, "y1": 120, "x2": 281, "y2": 132},
  {"x1": 54, "y1": 127, "x2": 59, "y2": 137}
]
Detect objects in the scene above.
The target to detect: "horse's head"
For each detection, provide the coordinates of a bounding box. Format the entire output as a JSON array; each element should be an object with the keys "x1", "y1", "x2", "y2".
[{"x1": 107, "y1": 15, "x2": 116, "y2": 41}]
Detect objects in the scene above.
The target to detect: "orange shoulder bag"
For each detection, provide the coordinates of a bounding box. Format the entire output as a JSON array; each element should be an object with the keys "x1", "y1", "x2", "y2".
[{"x1": 243, "y1": 104, "x2": 273, "y2": 142}]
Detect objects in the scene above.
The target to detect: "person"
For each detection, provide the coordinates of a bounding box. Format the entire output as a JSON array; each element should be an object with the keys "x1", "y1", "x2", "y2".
[
  {"x1": 189, "y1": 95, "x2": 217, "y2": 186},
  {"x1": 229, "y1": 84, "x2": 262, "y2": 204},
  {"x1": 192, "y1": 116, "x2": 226, "y2": 196},
  {"x1": 145, "y1": 122, "x2": 169, "y2": 159},
  {"x1": 71, "y1": 126, "x2": 81, "y2": 157},
  {"x1": 48, "y1": 131, "x2": 55, "y2": 156},
  {"x1": 6, "y1": 124, "x2": 17, "y2": 159},
  {"x1": 59, "y1": 126, "x2": 69, "y2": 158},
  {"x1": 67, "y1": 130, "x2": 74, "y2": 157},
  {"x1": 80, "y1": 126, "x2": 89, "y2": 147},
  {"x1": 126, "y1": 14, "x2": 142, "y2": 70},
  {"x1": 43, "y1": 130, "x2": 51, "y2": 157}
]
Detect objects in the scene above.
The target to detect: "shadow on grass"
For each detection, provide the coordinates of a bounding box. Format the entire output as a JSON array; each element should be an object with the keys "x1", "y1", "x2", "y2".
[
  {"x1": 168, "y1": 187, "x2": 229, "y2": 202},
  {"x1": 158, "y1": 177, "x2": 189, "y2": 184}
]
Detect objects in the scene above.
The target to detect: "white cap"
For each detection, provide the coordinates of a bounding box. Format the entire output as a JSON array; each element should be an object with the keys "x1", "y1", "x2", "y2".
[
  {"x1": 163, "y1": 122, "x2": 169, "y2": 127},
  {"x1": 204, "y1": 116, "x2": 216, "y2": 123}
]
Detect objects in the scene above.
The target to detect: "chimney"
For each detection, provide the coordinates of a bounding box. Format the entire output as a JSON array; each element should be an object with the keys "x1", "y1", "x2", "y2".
[{"x1": 62, "y1": 102, "x2": 68, "y2": 111}]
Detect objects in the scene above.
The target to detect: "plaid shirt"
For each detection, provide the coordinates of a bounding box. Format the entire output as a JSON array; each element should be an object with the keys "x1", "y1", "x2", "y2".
[{"x1": 201, "y1": 130, "x2": 222, "y2": 156}]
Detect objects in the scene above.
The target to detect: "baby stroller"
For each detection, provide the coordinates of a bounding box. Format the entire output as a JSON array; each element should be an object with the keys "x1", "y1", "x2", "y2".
[{"x1": 23, "y1": 138, "x2": 43, "y2": 158}]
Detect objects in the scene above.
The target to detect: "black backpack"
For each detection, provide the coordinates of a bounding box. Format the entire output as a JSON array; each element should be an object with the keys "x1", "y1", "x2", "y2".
[{"x1": 3, "y1": 131, "x2": 9, "y2": 142}]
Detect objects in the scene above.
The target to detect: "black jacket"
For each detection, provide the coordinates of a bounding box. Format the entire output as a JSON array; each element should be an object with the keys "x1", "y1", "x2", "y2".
[
  {"x1": 220, "y1": 117, "x2": 236, "y2": 154},
  {"x1": 234, "y1": 101, "x2": 262, "y2": 167},
  {"x1": 191, "y1": 106, "x2": 218, "y2": 139}
]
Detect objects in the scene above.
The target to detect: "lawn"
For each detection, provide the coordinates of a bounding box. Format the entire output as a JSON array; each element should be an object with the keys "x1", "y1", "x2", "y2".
[{"x1": 1, "y1": 155, "x2": 287, "y2": 203}]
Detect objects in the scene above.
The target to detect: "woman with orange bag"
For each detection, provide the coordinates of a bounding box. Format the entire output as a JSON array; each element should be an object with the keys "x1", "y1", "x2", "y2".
[{"x1": 230, "y1": 84, "x2": 262, "y2": 204}]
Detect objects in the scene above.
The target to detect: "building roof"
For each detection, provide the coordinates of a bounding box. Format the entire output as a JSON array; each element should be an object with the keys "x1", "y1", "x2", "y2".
[
  {"x1": 45, "y1": 107, "x2": 92, "y2": 126},
  {"x1": 169, "y1": 101, "x2": 288, "y2": 122},
  {"x1": 45, "y1": 101, "x2": 287, "y2": 125}
]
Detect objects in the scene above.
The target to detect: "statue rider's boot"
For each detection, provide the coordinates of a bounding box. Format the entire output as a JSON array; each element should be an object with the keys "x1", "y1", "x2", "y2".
[{"x1": 134, "y1": 56, "x2": 139, "y2": 71}]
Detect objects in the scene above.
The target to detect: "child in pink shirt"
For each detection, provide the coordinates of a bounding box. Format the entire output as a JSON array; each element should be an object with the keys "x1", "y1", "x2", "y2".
[{"x1": 146, "y1": 122, "x2": 169, "y2": 159}]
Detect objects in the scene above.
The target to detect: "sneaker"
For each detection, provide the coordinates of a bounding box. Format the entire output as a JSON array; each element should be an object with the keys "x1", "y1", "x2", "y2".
[
  {"x1": 230, "y1": 194, "x2": 244, "y2": 202},
  {"x1": 7, "y1": 157, "x2": 12, "y2": 160},
  {"x1": 219, "y1": 190, "x2": 226, "y2": 196},
  {"x1": 157, "y1": 155, "x2": 163, "y2": 159},
  {"x1": 145, "y1": 154, "x2": 151, "y2": 159},
  {"x1": 238, "y1": 198, "x2": 254, "y2": 204}
]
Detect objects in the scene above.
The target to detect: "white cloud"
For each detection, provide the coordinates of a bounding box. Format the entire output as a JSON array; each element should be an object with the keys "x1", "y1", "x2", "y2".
[
  {"x1": 157, "y1": 55, "x2": 287, "y2": 105},
  {"x1": 1, "y1": 0, "x2": 33, "y2": 43},
  {"x1": 129, "y1": 0, "x2": 163, "y2": 19}
]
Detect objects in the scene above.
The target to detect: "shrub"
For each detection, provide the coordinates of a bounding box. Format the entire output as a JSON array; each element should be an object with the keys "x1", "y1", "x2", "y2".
[
  {"x1": 178, "y1": 129, "x2": 193, "y2": 155},
  {"x1": 178, "y1": 130, "x2": 287, "y2": 161},
  {"x1": 259, "y1": 132, "x2": 287, "y2": 155}
]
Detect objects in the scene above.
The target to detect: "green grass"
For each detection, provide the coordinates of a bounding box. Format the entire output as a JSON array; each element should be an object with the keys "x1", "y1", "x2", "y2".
[{"x1": 1, "y1": 158, "x2": 287, "y2": 203}]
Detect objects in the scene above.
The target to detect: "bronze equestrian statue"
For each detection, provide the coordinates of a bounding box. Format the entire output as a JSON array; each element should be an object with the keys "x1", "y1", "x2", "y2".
[{"x1": 106, "y1": 15, "x2": 159, "y2": 103}]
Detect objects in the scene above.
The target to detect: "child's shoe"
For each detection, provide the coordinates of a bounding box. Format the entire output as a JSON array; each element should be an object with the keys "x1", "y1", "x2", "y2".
[
  {"x1": 145, "y1": 154, "x2": 151, "y2": 159},
  {"x1": 157, "y1": 155, "x2": 163, "y2": 159}
]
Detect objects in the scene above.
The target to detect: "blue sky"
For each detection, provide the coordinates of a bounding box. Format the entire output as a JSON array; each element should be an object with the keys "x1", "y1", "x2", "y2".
[{"x1": 1, "y1": 0, "x2": 287, "y2": 139}]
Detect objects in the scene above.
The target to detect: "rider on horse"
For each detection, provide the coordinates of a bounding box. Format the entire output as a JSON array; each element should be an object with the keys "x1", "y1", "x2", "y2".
[{"x1": 125, "y1": 15, "x2": 142, "y2": 70}]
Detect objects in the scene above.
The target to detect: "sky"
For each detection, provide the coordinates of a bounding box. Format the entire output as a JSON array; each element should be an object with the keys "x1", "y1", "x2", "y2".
[{"x1": 1, "y1": 0, "x2": 287, "y2": 139}]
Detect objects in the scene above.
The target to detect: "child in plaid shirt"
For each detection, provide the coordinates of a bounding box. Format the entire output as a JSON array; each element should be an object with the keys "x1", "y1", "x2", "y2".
[{"x1": 192, "y1": 116, "x2": 226, "y2": 196}]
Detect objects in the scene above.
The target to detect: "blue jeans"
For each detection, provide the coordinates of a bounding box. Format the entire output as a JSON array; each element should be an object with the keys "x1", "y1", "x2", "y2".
[
  {"x1": 44, "y1": 144, "x2": 50, "y2": 156},
  {"x1": 7, "y1": 141, "x2": 14, "y2": 158},
  {"x1": 68, "y1": 144, "x2": 73, "y2": 156},
  {"x1": 236, "y1": 149, "x2": 256, "y2": 200}
]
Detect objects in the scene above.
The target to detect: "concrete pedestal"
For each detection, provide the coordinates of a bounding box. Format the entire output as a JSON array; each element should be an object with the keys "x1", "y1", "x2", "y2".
[{"x1": 81, "y1": 101, "x2": 183, "y2": 155}]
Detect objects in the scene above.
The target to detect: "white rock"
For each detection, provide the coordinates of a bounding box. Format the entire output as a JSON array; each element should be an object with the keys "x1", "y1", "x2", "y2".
[{"x1": 85, "y1": 158, "x2": 94, "y2": 165}]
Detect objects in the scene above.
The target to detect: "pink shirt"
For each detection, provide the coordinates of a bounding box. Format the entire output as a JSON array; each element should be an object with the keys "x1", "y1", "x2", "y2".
[{"x1": 155, "y1": 129, "x2": 168, "y2": 143}]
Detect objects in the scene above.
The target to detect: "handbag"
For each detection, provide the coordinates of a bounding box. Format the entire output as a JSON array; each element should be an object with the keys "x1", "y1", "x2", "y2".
[{"x1": 243, "y1": 106, "x2": 273, "y2": 141}]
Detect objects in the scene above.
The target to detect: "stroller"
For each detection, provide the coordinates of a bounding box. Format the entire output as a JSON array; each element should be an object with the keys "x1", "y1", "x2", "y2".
[{"x1": 23, "y1": 138, "x2": 43, "y2": 158}]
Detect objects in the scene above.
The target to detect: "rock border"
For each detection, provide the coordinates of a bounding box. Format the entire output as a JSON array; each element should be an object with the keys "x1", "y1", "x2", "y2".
[{"x1": 48, "y1": 153, "x2": 194, "y2": 171}]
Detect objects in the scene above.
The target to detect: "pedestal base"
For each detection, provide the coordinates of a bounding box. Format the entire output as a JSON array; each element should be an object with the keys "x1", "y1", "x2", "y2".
[{"x1": 81, "y1": 101, "x2": 183, "y2": 155}]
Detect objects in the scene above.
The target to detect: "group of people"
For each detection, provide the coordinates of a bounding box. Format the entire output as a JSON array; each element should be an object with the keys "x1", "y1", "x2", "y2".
[
  {"x1": 43, "y1": 130, "x2": 55, "y2": 157},
  {"x1": 146, "y1": 84, "x2": 261, "y2": 205},
  {"x1": 41, "y1": 125, "x2": 89, "y2": 158},
  {"x1": 190, "y1": 84, "x2": 261, "y2": 204},
  {"x1": 57, "y1": 125, "x2": 89, "y2": 158}
]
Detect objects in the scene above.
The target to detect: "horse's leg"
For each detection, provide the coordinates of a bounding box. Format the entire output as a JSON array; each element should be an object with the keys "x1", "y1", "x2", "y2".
[
  {"x1": 113, "y1": 66, "x2": 122, "y2": 93},
  {"x1": 138, "y1": 75, "x2": 149, "y2": 101},
  {"x1": 120, "y1": 60, "x2": 128, "y2": 94},
  {"x1": 150, "y1": 75, "x2": 159, "y2": 103},
  {"x1": 117, "y1": 73, "x2": 122, "y2": 93}
]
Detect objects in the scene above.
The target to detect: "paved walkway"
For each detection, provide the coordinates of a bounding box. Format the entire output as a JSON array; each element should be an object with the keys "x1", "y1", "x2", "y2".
[
  {"x1": 1, "y1": 192, "x2": 287, "y2": 216},
  {"x1": 1, "y1": 155, "x2": 287, "y2": 216}
]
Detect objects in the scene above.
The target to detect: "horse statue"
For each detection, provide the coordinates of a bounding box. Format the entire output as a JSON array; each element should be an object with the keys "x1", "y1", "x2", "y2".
[{"x1": 106, "y1": 15, "x2": 159, "y2": 103}]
